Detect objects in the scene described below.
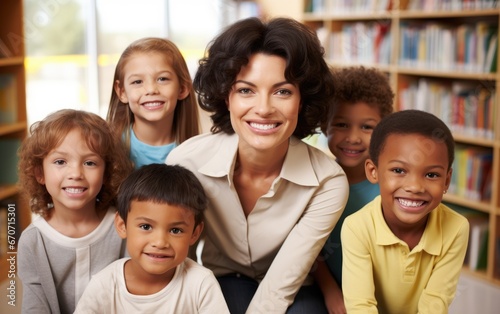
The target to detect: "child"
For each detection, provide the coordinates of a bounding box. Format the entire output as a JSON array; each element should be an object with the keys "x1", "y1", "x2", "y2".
[
  {"x1": 17, "y1": 109, "x2": 133, "y2": 313},
  {"x1": 74, "y1": 164, "x2": 230, "y2": 313},
  {"x1": 342, "y1": 109, "x2": 470, "y2": 313},
  {"x1": 314, "y1": 66, "x2": 394, "y2": 313},
  {"x1": 107, "y1": 37, "x2": 200, "y2": 169}
]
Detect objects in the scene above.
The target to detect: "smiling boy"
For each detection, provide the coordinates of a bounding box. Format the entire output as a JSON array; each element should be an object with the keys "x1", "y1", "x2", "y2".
[
  {"x1": 74, "y1": 164, "x2": 229, "y2": 314},
  {"x1": 341, "y1": 110, "x2": 469, "y2": 314}
]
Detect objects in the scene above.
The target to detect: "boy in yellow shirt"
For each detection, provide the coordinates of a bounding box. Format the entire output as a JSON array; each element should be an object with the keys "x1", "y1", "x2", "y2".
[{"x1": 342, "y1": 110, "x2": 469, "y2": 313}]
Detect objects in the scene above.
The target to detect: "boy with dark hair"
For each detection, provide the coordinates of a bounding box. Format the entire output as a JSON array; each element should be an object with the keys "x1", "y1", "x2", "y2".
[
  {"x1": 75, "y1": 164, "x2": 229, "y2": 313},
  {"x1": 342, "y1": 110, "x2": 469, "y2": 313}
]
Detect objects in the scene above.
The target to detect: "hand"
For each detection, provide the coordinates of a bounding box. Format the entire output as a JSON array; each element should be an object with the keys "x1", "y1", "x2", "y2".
[{"x1": 324, "y1": 286, "x2": 346, "y2": 314}]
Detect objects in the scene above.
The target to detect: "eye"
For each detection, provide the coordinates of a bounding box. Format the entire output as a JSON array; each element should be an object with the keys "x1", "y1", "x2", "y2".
[
  {"x1": 83, "y1": 160, "x2": 97, "y2": 167},
  {"x1": 333, "y1": 122, "x2": 348, "y2": 129},
  {"x1": 131, "y1": 79, "x2": 142, "y2": 85},
  {"x1": 170, "y1": 228, "x2": 183, "y2": 235},
  {"x1": 237, "y1": 88, "x2": 253, "y2": 94},
  {"x1": 426, "y1": 172, "x2": 440, "y2": 179},
  {"x1": 139, "y1": 224, "x2": 152, "y2": 231},
  {"x1": 361, "y1": 124, "x2": 375, "y2": 131},
  {"x1": 275, "y1": 89, "x2": 292, "y2": 96},
  {"x1": 391, "y1": 168, "x2": 405, "y2": 174},
  {"x1": 53, "y1": 159, "x2": 66, "y2": 165},
  {"x1": 158, "y1": 76, "x2": 170, "y2": 82}
]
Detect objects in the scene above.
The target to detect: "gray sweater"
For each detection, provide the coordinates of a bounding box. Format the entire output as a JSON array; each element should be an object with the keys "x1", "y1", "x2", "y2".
[{"x1": 18, "y1": 208, "x2": 125, "y2": 314}]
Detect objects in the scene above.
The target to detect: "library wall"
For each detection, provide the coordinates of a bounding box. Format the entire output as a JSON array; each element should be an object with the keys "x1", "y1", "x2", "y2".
[{"x1": 302, "y1": 0, "x2": 500, "y2": 286}]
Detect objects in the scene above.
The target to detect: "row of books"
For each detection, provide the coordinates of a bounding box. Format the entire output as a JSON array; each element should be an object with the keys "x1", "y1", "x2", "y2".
[
  {"x1": 399, "y1": 79, "x2": 496, "y2": 140},
  {"x1": 449, "y1": 145, "x2": 492, "y2": 202},
  {"x1": 449, "y1": 204, "x2": 489, "y2": 271},
  {"x1": 408, "y1": 0, "x2": 499, "y2": 10},
  {"x1": 327, "y1": 22, "x2": 391, "y2": 65},
  {"x1": 305, "y1": 0, "x2": 498, "y2": 13},
  {"x1": 400, "y1": 22, "x2": 498, "y2": 73},
  {"x1": 305, "y1": 0, "x2": 391, "y2": 13}
]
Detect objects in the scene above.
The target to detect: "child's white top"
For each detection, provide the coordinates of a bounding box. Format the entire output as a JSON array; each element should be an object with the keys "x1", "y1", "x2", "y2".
[{"x1": 74, "y1": 257, "x2": 230, "y2": 314}]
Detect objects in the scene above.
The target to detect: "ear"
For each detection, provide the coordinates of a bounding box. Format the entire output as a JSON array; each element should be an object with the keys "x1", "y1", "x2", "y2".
[
  {"x1": 190, "y1": 222, "x2": 204, "y2": 245},
  {"x1": 177, "y1": 84, "x2": 190, "y2": 101},
  {"x1": 114, "y1": 212, "x2": 127, "y2": 239},
  {"x1": 444, "y1": 167, "x2": 453, "y2": 191},
  {"x1": 114, "y1": 80, "x2": 129, "y2": 104},
  {"x1": 35, "y1": 167, "x2": 45, "y2": 185},
  {"x1": 365, "y1": 159, "x2": 378, "y2": 184}
]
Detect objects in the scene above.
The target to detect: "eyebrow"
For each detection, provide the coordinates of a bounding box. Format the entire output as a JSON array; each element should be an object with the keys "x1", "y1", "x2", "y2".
[
  {"x1": 47, "y1": 150, "x2": 100, "y2": 158},
  {"x1": 388, "y1": 159, "x2": 446, "y2": 170},
  {"x1": 133, "y1": 216, "x2": 189, "y2": 226},
  {"x1": 234, "y1": 79, "x2": 291, "y2": 89}
]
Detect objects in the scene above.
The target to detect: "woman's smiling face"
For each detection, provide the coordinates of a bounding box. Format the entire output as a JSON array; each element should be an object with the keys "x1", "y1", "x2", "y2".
[{"x1": 227, "y1": 53, "x2": 301, "y2": 153}]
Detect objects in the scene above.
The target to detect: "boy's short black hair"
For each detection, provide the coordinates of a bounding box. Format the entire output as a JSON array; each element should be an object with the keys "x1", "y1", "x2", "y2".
[
  {"x1": 369, "y1": 110, "x2": 455, "y2": 169},
  {"x1": 117, "y1": 163, "x2": 207, "y2": 227}
]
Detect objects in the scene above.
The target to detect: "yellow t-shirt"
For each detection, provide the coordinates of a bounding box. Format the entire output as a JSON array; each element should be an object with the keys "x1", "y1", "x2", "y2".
[{"x1": 341, "y1": 195, "x2": 469, "y2": 314}]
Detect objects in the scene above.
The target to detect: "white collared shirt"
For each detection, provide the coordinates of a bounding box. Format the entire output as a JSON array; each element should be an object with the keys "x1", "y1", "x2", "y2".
[{"x1": 167, "y1": 132, "x2": 348, "y2": 313}]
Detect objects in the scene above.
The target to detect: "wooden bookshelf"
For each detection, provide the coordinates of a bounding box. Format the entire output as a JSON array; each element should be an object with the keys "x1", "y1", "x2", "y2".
[
  {"x1": 0, "y1": 0, "x2": 30, "y2": 282},
  {"x1": 303, "y1": 0, "x2": 500, "y2": 286}
]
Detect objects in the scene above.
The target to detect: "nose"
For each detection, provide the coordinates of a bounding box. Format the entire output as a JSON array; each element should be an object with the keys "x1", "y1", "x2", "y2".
[
  {"x1": 345, "y1": 128, "x2": 362, "y2": 144},
  {"x1": 403, "y1": 174, "x2": 425, "y2": 194},
  {"x1": 151, "y1": 230, "x2": 169, "y2": 249},
  {"x1": 144, "y1": 79, "x2": 159, "y2": 95},
  {"x1": 68, "y1": 163, "x2": 83, "y2": 180},
  {"x1": 255, "y1": 95, "x2": 274, "y2": 116}
]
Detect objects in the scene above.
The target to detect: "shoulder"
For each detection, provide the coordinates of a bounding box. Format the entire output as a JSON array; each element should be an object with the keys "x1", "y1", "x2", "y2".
[
  {"x1": 89, "y1": 258, "x2": 127, "y2": 284},
  {"x1": 167, "y1": 133, "x2": 232, "y2": 164},
  {"x1": 436, "y1": 204, "x2": 470, "y2": 234},
  {"x1": 290, "y1": 137, "x2": 345, "y2": 180},
  {"x1": 343, "y1": 197, "x2": 379, "y2": 234},
  {"x1": 18, "y1": 218, "x2": 46, "y2": 248},
  {"x1": 182, "y1": 258, "x2": 216, "y2": 278}
]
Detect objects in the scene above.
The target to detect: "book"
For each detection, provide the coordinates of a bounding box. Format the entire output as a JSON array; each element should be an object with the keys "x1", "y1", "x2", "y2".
[
  {"x1": 484, "y1": 28, "x2": 498, "y2": 72},
  {"x1": 0, "y1": 139, "x2": 21, "y2": 185},
  {"x1": 449, "y1": 204, "x2": 489, "y2": 270},
  {"x1": 468, "y1": 219, "x2": 489, "y2": 270},
  {"x1": 0, "y1": 74, "x2": 18, "y2": 124}
]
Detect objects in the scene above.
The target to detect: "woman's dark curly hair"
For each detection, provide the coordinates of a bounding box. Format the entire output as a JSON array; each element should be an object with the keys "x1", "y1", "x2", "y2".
[
  {"x1": 18, "y1": 109, "x2": 133, "y2": 218},
  {"x1": 193, "y1": 17, "x2": 335, "y2": 139}
]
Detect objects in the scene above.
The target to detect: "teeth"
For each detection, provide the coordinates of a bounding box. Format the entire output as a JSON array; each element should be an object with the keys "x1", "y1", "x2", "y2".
[
  {"x1": 65, "y1": 188, "x2": 84, "y2": 194},
  {"x1": 398, "y1": 198, "x2": 425, "y2": 207},
  {"x1": 343, "y1": 149, "x2": 360, "y2": 154},
  {"x1": 148, "y1": 254, "x2": 166, "y2": 258},
  {"x1": 250, "y1": 122, "x2": 277, "y2": 130},
  {"x1": 143, "y1": 102, "x2": 162, "y2": 108}
]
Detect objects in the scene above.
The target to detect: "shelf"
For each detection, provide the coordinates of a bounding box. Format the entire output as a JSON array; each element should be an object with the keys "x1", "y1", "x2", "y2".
[
  {"x1": 0, "y1": 185, "x2": 17, "y2": 200},
  {"x1": 0, "y1": 56, "x2": 24, "y2": 67},
  {"x1": 443, "y1": 194, "x2": 492, "y2": 213},
  {"x1": 0, "y1": 0, "x2": 29, "y2": 283},
  {"x1": 302, "y1": 1, "x2": 500, "y2": 288},
  {"x1": 397, "y1": 67, "x2": 498, "y2": 80},
  {"x1": 398, "y1": 9, "x2": 500, "y2": 19},
  {"x1": 0, "y1": 122, "x2": 27, "y2": 137}
]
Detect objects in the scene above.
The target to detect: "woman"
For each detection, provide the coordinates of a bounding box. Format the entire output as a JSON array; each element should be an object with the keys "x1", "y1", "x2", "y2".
[{"x1": 167, "y1": 17, "x2": 348, "y2": 314}]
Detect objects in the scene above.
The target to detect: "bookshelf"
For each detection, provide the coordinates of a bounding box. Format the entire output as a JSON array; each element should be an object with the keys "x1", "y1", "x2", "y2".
[
  {"x1": 0, "y1": 0, "x2": 30, "y2": 281},
  {"x1": 302, "y1": 0, "x2": 500, "y2": 285}
]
